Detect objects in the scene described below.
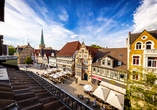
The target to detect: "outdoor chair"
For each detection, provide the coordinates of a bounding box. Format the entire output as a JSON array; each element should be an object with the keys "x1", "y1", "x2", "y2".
[
  {"x1": 79, "y1": 95, "x2": 84, "y2": 99},
  {"x1": 85, "y1": 98, "x2": 90, "y2": 104}
]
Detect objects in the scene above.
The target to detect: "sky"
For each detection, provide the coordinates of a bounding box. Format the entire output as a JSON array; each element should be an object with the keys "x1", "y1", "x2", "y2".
[{"x1": 0, "y1": 0, "x2": 157, "y2": 50}]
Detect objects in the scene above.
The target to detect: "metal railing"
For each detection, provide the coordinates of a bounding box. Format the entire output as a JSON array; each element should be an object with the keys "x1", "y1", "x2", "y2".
[{"x1": 25, "y1": 69, "x2": 92, "y2": 110}]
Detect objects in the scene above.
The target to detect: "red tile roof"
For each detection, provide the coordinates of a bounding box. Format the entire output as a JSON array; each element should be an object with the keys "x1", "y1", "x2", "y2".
[
  {"x1": 85, "y1": 46, "x2": 98, "y2": 59},
  {"x1": 33, "y1": 49, "x2": 40, "y2": 57},
  {"x1": 56, "y1": 41, "x2": 81, "y2": 56}
]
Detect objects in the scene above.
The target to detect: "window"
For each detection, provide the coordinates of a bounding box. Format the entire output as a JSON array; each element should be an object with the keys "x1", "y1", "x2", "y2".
[
  {"x1": 136, "y1": 42, "x2": 142, "y2": 49},
  {"x1": 83, "y1": 60, "x2": 88, "y2": 64},
  {"x1": 119, "y1": 54, "x2": 123, "y2": 57},
  {"x1": 93, "y1": 68, "x2": 95, "y2": 71},
  {"x1": 132, "y1": 71, "x2": 139, "y2": 80},
  {"x1": 146, "y1": 42, "x2": 152, "y2": 49},
  {"x1": 108, "y1": 60, "x2": 111, "y2": 66},
  {"x1": 120, "y1": 74, "x2": 124, "y2": 78},
  {"x1": 82, "y1": 49, "x2": 84, "y2": 52},
  {"x1": 96, "y1": 59, "x2": 99, "y2": 62},
  {"x1": 133, "y1": 75, "x2": 138, "y2": 80},
  {"x1": 118, "y1": 61, "x2": 122, "y2": 66},
  {"x1": 111, "y1": 71, "x2": 117, "y2": 79},
  {"x1": 133, "y1": 56, "x2": 139, "y2": 65},
  {"x1": 97, "y1": 69, "x2": 100, "y2": 72},
  {"x1": 102, "y1": 60, "x2": 105, "y2": 65},
  {"x1": 84, "y1": 54, "x2": 87, "y2": 58},
  {"x1": 148, "y1": 57, "x2": 157, "y2": 67},
  {"x1": 141, "y1": 36, "x2": 147, "y2": 40},
  {"x1": 84, "y1": 65, "x2": 88, "y2": 70},
  {"x1": 105, "y1": 70, "x2": 109, "y2": 76},
  {"x1": 79, "y1": 54, "x2": 81, "y2": 58}
]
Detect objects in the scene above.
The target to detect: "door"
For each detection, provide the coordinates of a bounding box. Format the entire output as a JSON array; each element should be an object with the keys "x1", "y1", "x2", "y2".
[{"x1": 84, "y1": 73, "x2": 88, "y2": 80}]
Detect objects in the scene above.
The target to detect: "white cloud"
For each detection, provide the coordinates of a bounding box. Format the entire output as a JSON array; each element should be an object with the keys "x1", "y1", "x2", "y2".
[
  {"x1": 70, "y1": 34, "x2": 79, "y2": 38},
  {"x1": 58, "y1": 9, "x2": 69, "y2": 22},
  {"x1": 133, "y1": 0, "x2": 157, "y2": 33},
  {"x1": 0, "y1": 0, "x2": 74, "y2": 50}
]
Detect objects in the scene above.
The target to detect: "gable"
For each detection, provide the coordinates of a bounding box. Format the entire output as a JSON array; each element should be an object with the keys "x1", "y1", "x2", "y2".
[
  {"x1": 132, "y1": 30, "x2": 157, "y2": 48},
  {"x1": 130, "y1": 30, "x2": 157, "y2": 45}
]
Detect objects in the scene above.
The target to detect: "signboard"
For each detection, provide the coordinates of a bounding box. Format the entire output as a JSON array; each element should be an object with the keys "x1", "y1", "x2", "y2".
[{"x1": 92, "y1": 75, "x2": 102, "y2": 80}]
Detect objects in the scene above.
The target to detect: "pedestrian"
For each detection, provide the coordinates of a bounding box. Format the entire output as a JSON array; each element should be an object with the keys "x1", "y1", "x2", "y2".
[
  {"x1": 75, "y1": 77, "x2": 78, "y2": 83},
  {"x1": 63, "y1": 80, "x2": 64, "y2": 84}
]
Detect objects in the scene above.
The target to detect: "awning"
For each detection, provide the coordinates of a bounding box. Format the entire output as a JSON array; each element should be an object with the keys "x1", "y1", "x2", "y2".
[
  {"x1": 93, "y1": 86, "x2": 110, "y2": 101},
  {"x1": 100, "y1": 81, "x2": 126, "y2": 95},
  {"x1": 106, "y1": 90, "x2": 124, "y2": 110}
]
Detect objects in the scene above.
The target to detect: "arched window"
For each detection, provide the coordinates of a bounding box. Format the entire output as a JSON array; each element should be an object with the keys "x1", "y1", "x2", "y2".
[
  {"x1": 136, "y1": 42, "x2": 141, "y2": 49},
  {"x1": 146, "y1": 41, "x2": 152, "y2": 49}
]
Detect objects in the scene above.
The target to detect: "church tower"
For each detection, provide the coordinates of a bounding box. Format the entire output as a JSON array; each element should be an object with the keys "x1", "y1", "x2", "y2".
[{"x1": 39, "y1": 29, "x2": 45, "y2": 49}]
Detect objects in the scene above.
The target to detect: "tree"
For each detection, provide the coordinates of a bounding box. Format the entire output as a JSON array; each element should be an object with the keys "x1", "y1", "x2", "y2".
[
  {"x1": 90, "y1": 44, "x2": 104, "y2": 49},
  {"x1": 25, "y1": 56, "x2": 33, "y2": 65},
  {"x1": 124, "y1": 68, "x2": 157, "y2": 110},
  {"x1": 8, "y1": 45, "x2": 16, "y2": 55}
]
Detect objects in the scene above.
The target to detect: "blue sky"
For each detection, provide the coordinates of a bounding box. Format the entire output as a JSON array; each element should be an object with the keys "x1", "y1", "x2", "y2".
[{"x1": 1, "y1": 0, "x2": 157, "y2": 50}]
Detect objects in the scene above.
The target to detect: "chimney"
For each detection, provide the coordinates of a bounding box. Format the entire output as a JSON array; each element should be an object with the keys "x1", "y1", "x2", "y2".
[
  {"x1": 129, "y1": 32, "x2": 131, "y2": 35},
  {"x1": 126, "y1": 38, "x2": 128, "y2": 47}
]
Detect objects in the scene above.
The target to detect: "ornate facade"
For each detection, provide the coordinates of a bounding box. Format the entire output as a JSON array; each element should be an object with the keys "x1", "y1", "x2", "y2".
[
  {"x1": 14, "y1": 43, "x2": 33, "y2": 64},
  {"x1": 75, "y1": 42, "x2": 98, "y2": 81}
]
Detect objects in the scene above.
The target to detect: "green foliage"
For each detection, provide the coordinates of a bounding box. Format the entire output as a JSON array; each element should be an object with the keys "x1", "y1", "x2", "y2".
[
  {"x1": 8, "y1": 45, "x2": 16, "y2": 55},
  {"x1": 125, "y1": 68, "x2": 157, "y2": 110},
  {"x1": 90, "y1": 44, "x2": 104, "y2": 49},
  {"x1": 25, "y1": 56, "x2": 33, "y2": 65}
]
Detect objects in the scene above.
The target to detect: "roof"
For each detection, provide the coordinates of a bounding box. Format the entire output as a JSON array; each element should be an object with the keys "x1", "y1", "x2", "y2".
[
  {"x1": 44, "y1": 47, "x2": 52, "y2": 50},
  {"x1": 85, "y1": 46, "x2": 98, "y2": 59},
  {"x1": 92, "y1": 48, "x2": 127, "y2": 71},
  {"x1": 33, "y1": 49, "x2": 40, "y2": 56},
  {"x1": 0, "y1": 0, "x2": 5, "y2": 22},
  {"x1": 56, "y1": 41, "x2": 81, "y2": 56},
  {"x1": 18, "y1": 45, "x2": 28, "y2": 48},
  {"x1": 40, "y1": 49, "x2": 57, "y2": 58},
  {"x1": 130, "y1": 30, "x2": 157, "y2": 44}
]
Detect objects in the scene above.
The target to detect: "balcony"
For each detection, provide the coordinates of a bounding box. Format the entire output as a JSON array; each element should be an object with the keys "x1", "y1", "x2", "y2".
[{"x1": 144, "y1": 49, "x2": 157, "y2": 54}]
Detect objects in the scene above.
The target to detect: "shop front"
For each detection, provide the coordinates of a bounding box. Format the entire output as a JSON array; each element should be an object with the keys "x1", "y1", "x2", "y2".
[{"x1": 92, "y1": 75, "x2": 102, "y2": 86}]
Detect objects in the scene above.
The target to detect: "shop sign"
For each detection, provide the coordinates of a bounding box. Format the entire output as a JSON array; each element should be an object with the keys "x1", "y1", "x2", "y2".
[{"x1": 92, "y1": 75, "x2": 102, "y2": 80}]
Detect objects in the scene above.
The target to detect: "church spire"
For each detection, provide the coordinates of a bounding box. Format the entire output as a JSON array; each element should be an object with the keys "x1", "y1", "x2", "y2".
[
  {"x1": 39, "y1": 28, "x2": 45, "y2": 49},
  {"x1": 40, "y1": 28, "x2": 45, "y2": 45}
]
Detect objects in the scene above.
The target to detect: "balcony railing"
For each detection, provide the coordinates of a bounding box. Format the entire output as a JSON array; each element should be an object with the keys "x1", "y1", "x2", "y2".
[
  {"x1": 25, "y1": 70, "x2": 92, "y2": 110},
  {"x1": 144, "y1": 49, "x2": 157, "y2": 54}
]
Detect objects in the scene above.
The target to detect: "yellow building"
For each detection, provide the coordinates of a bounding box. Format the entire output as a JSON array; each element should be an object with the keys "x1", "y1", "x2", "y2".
[
  {"x1": 127, "y1": 30, "x2": 157, "y2": 80},
  {"x1": 75, "y1": 42, "x2": 98, "y2": 81},
  {"x1": 14, "y1": 43, "x2": 34, "y2": 64}
]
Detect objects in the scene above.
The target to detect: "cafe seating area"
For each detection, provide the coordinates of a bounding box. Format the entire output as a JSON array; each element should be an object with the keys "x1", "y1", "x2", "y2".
[
  {"x1": 42, "y1": 68, "x2": 72, "y2": 83},
  {"x1": 77, "y1": 90, "x2": 118, "y2": 110}
]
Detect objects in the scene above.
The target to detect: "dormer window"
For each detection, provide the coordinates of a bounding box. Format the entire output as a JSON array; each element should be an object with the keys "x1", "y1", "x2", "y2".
[
  {"x1": 108, "y1": 60, "x2": 111, "y2": 66},
  {"x1": 102, "y1": 60, "x2": 105, "y2": 65},
  {"x1": 118, "y1": 61, "x2": 122, "y2": 66},
  {"x1": 146, "y1": 41, "x2": 152, "y2": 49},
  {"x1": 136, "y1": 42, "x2": 142, "y2": 49},
  {"x1": 119, "y1": 54, "x2": 123, "y2": 57}
]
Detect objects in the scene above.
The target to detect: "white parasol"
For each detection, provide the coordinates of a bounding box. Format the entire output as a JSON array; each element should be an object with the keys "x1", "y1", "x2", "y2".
[{"x1": 84, "y1": 85, "x2": 93, "y2": 91}]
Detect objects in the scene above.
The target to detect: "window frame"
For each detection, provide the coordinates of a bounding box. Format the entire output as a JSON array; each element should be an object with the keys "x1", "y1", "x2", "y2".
[{"x1": 132, "y1": 55, "x2": 141, "y2": 66}]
